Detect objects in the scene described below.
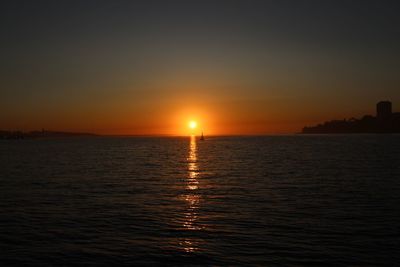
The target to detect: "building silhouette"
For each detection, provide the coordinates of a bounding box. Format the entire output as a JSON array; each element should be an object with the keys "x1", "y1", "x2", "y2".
[
  {"x1": 302, "y1": 101, "x2": 400, "y2": 133},
  {"x1": 376, "y1": 101, "x2": 392, "y2": 120}
]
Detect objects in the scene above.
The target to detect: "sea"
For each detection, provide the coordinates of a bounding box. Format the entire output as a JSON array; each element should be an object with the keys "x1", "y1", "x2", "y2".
[{"x1": 0, "y1": 135, "x2": 399, "y2": 266}]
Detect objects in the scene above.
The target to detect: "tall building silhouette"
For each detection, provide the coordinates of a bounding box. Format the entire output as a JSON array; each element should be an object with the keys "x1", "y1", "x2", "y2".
[
  {"x1": 376, "y1": 101, "x2": 392, "y2": 120},
  {"x1": 302, "y1": 100, "x2": 400, "y2": 133}
]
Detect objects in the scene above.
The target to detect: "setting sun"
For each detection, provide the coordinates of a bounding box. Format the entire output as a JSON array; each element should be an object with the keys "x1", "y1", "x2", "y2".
[{"x1": 188, "y1": 121, "x2": 197, "y2": 129}]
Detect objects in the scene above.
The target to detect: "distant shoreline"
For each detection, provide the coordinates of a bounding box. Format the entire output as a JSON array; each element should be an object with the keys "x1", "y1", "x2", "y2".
[
  {"x1": 2, "y1": 132, "x2": 400, "y2": 140},
  {"x1": 302, "y1": 101, "x2": 400, "y2": 134},
  {"x1": 0, "y1": 130, "x2": 97, "y2": 140}
]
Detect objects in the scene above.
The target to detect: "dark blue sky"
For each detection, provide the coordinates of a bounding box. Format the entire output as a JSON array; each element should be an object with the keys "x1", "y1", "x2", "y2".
[{"x1": 1, "y1": 0, "x2": 400, "y2": 134}]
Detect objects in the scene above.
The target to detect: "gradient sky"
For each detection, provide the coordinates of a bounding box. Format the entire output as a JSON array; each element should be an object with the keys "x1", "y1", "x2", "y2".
[{"x1": 1, "y1": 0, "x2": 400, "y2": 135}]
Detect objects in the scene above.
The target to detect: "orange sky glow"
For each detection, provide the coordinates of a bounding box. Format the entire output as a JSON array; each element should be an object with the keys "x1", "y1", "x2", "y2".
[{"x1": 2, "y1": 1, "x2": 400, "y2": 136}]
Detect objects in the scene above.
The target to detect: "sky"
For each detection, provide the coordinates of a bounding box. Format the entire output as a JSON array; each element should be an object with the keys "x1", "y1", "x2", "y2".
[{"x1": 1, "y1": 0, "x2": 400, "y2": 135}]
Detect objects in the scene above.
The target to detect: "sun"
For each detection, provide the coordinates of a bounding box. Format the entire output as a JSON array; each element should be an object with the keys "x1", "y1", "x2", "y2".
[{"x1": 188, "y1": 121, "x2": 197, "y2": 129}]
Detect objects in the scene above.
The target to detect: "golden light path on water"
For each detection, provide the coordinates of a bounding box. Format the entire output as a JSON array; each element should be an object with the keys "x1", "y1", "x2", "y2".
[
  {"x1": 187, "y1": 135, "x2": 199, "y2": 190},
  {"x1": 179, "y1": 135, "x2": 201, "y2": 253}
]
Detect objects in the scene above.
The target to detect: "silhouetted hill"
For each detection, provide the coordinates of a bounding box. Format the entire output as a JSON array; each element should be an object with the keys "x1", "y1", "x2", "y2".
[{"x1": 302, "y1": 101, "x2": 400, "y2": 134}]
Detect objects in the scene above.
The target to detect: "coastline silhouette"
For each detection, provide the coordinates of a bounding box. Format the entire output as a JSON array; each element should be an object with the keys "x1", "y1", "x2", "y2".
[
  {"x1": 302, "y1": 101, "x2": 400, "y2": 134},
  {"x1": 0, "y1": 130, "x2": 97, "y2": 139}
]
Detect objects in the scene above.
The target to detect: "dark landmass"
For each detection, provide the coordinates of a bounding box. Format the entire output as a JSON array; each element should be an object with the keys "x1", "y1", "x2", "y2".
[
  {"x1": 302, "y1": 101, "x2": 400, "y2": 134},
  {"x1": 0, "y1": 130, "x2": 97, "y2": 139}
]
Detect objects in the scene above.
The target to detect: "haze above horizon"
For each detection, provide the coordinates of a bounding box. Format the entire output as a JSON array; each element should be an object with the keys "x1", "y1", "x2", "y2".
[{"x1": 1, "y1": 0, "x2": 400, "y2": 135}]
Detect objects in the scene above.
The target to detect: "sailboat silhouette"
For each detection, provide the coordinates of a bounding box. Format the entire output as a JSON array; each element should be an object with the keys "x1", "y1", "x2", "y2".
[{"x1": 200, "y1": 131, "x2": 205, "y2": 141}]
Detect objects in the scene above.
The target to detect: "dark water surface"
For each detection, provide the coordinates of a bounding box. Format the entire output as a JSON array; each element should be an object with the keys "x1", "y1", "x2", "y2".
[{"x1": 1, "y1": 135, "x2": 399, "y2": 266}]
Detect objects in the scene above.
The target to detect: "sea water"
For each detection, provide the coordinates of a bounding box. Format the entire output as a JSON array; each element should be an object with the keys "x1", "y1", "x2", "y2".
[{"x1": 0, "y1": 135, "x2": 399, "y2": 266}]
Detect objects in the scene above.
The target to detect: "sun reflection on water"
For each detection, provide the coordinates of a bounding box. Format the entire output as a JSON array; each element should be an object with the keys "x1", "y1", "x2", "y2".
[
  {"x1": 180, "y1": 135, "x2": 202, "y2": 253},
  {"x1": 187, "y1": 135, "x2": 199, "y2": 190}
]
